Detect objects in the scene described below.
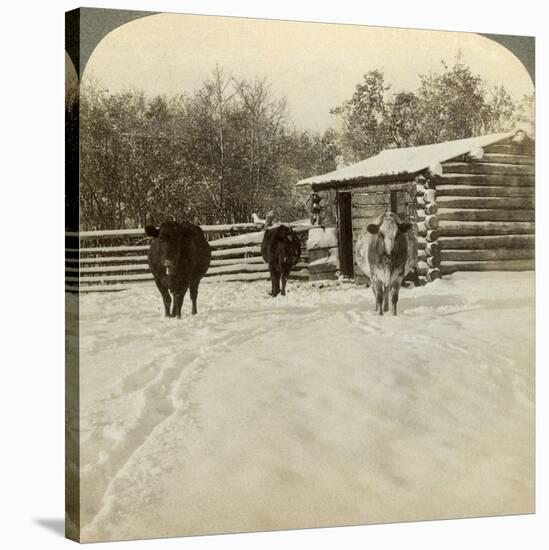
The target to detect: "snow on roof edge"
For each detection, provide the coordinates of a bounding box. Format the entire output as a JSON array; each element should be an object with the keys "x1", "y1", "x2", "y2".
[{"x1": 296, "y1": 130, "x2": 524, "y2": 187}]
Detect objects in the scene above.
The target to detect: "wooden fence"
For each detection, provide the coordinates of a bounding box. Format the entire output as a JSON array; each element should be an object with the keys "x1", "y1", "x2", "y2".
[{"x1": 65, "y1": 223, "x2": 311, "y2": 292}]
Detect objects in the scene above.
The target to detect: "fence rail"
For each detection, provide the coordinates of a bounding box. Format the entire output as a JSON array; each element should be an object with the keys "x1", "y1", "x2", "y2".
[{"x1": 66, "y1": 223, "x2": 311, "y2": 292}]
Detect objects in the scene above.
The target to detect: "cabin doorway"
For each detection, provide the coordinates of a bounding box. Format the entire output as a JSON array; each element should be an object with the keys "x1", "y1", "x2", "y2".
[{"x1": 337, "y1": 191, "x2": 354, "y2": 278}]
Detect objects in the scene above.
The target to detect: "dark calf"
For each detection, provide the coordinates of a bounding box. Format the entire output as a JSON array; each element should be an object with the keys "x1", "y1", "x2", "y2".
[{"x1": 261, "y1": 225, "x2": 302, "y2": 297}]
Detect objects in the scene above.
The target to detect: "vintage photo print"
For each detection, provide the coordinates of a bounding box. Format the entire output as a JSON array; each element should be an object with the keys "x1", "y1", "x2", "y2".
[{"x1": 65, "y1": 8, "x2": 535, "y2": 543}]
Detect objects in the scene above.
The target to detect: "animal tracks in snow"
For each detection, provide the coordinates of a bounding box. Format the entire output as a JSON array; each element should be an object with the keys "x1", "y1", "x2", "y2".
[{"x1": 77, "y1": 274, "x2": 535, "y2": 540}]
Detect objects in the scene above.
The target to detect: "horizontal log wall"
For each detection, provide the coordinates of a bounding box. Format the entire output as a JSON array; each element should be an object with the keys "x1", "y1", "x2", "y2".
[
  {"x1": 435, "y1": 136, "x2": 535, "y2": 274},
  {"x1": 66, "y1": 224, "x2": 311, "y2": 292}
]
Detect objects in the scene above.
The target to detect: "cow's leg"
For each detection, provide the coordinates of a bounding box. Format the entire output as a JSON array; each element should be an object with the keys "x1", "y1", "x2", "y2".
[
  {"x1": 371, "y1": 287, "x2": 377, "y2": 313},
  {"x1": 155, "y1": 280, "x2": 172, "y2": 317},
  {"x1": 269, "y1": 265, "x2": 280, "y2": 297},
  {"x1": 383, "y1": 285, "x2": 390, "y2": 312},
  {"x1": 390, "y1": 281, "x2": 401, "y2": 316},
  {"x1": 374, "y1": 280, "x2": 384, "y2": 315},
  {"x1": 280, "y1": 270, "x2": 289, "y2": 296},
  {"x1": 189, "y1": 280, "x2": 200, "y2": 315},
  {"x1": 171, "y1": 284, "x2": 188, "y2": 319}
]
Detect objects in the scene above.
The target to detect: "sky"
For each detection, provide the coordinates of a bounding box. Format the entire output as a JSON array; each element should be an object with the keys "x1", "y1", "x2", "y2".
[{"x1": 80, "y1": 12, "x2": 534, "y2": 132}]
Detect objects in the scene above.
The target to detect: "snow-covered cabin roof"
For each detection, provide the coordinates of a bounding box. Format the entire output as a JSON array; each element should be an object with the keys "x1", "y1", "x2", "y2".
[{"x1": 297, "y1": 131, "x2": 520, "y2": 188}]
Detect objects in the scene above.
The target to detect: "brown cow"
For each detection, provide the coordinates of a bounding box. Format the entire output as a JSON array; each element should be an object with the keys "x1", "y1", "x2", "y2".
[{"x1": 355, "y1": 212, "x2": 417, "y2": 315}]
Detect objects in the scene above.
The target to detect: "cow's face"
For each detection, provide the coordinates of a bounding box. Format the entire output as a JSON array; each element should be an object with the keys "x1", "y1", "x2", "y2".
[
  {"x1": 367, "y1": 213, "x2": 411, "y2": 264},
  {"x1": 146, "y1": 222, "x2": 182, "y2": 275}
]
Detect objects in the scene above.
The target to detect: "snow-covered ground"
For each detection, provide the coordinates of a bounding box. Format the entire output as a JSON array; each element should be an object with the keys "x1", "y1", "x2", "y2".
[{"x1": 74, "y1": 272, "x2": 535, "y2": 542}]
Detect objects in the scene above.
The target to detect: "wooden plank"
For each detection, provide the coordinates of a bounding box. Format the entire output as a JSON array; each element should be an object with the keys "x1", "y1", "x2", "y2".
[
  {"x1": 205, "y1": 264, "x2": 268, "y2": 276},
  {"x1": 483, "y1": 144, "x2": 535, "y2": 155},
  {"x1": 481, "y1": 153, "x2": 534, "y2": 165},
  {"x1": 439, "y1": 221, "x2": 535, "y2": 236},
  {"x1": 71, "y1": 264, "x2": 151, "y2": 274},
  {"x1": 441, "y1": 248, "x2": 535, "y2": 262},
  {"x1": 209, "y1": 231, "x2": 265, "y2": 248},
  {"x1": 211, "y1": 245, "x2": 262, "y2": 258},
  {"x1": 204, "y1": 270, "x2": 309, "y2": 283},
  {"x1": 78, "y1": 244, "x2": 151, "y2": 254},
  {"x1": 436, "y1": 196, "x2": 535, "y2": 209},
  {"x1": 210, "y1": 256, "x2": 265, "y2": 267},
  {"x1": 315, "y1": 181, "x2": 412, "y2": 194},
  {"x1": 437, "y1": 174, "x2": 535, "y2": 186},
  {"x1": 442, "y1": 162, "x2": 534, "y2": 176},
  {"x1": 437, "y1": 208, "x2": 534, "y2": 222},
  {"x1": 205, "y1": 262, "x2": 307, "y2": 276},
  {"x1": 435, "y1": 185, "x2": 535, "y2": 197},
  {"x1": 441, "y1": 259, "x2": 535, "y2": 274},
  {"x1": 76, "y1": 255, "x2": 149, "y2": 264},
  {"x1": 351, "y1": 193, "x2": 390, "y2": 206},
  {"x1": 66, "y1": 273, "x2": 154, "y2": 283},
  {"x1": 66, "y1": 284, "x2": 137, "y2": 293},
  {"x1": 71, "y1": 223, "x2": 262, "y2": 240},
  {"x1": 70, "y1": 228, "x2": 145, "y2": 239},
  {"x1": 439, "y1": 235, "x2": 535, "y2": 249}
]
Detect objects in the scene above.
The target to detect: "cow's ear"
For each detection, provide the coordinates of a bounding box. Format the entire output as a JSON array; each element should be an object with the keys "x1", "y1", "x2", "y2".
[
  {"x1": 398, "y1": 222, "x2": 412, "y2": 233},
  {"x1": 145, "y1": 225, "x2": 160, "y2": 238},
  {"x1": 367, "y1": 224, "x2": 379, "y2": 234}
]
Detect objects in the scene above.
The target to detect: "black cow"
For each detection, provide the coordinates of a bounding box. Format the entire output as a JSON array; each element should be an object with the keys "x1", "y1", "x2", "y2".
[
  {"x1": 261, "y1": 224, "x2": 302, "y2": 297},
  {"x1": 355, "y1": 212, "x2": 417, "y2": 316},
  {"x1": 145, "y1": 221, "x2": 211, "y2": 318}
]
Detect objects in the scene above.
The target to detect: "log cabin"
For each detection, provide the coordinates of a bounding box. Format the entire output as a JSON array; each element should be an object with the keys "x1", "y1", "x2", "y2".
[{"x1": 297, "y1": 130, "x2": 535, "y2": 283}]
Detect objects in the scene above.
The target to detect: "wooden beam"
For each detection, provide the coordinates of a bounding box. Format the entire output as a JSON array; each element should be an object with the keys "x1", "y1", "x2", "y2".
[
  {"x1": 417, "y1": 215, "x2": 439, "y2": 231},
  {"x1": 438, "y1": 235, "x2": 535, "y2": 249},
  {"x1": 437, "y1": 208, "x2": 534, "y2": 222},
  {"x1": 481, "y1": 153, "x2": 534, "y2": 165},
  {"x1": 209, "y1": 231, "x2": 264, "y2": 248},
  {"x1": 483, "y1": 144, "x2": 535, "y2": 155},
  {"x1": 437, "y1": 174, "x2": 534, "y2": 186},
  {"x1": 66, "y1": 273, "x2": 154, "y2": 283},
  {"x1": 435, "y1": 185, "x2": 535, "y2": 198},
  {"x1": 204, "y1": 270, "x2": 309, "y2": 283},
  {"x1": 210, "y1": 256, "x2": 265, "y2": 267},
  {"x1": 211, "y1": 245, "x2": 262, "y2": 258},
  {"x1": 436, "y1": 196, "x2": 535, "y2": 209},
  {"x1": 443, "y1": 162, "x2": 534, "y2": 176},
  {"x1": 66, "y1": 284, "x2": 138, "y2": 293},
  {"x1": 78, "y1": 244, "x2": 150, "y2": 254},
  {"x1": 418, "y1": 249, "x2": 441, "y2": 267},
  {"x1": 76, "y1": 255, "x2": 148, "y2": 264},
  {"x1": 439, "y1": 221, "x2": 535, "y2": 236},
  {"x1": 441, "y1": 248, "x2": 535, "y2": 262},
  {"x1": 441, "y1": 259, "x2": 534, "y2": 274},
  {"x1": 69, "y1": 264, "x2": 150, "y2": 274},
  {"x1": 417, "y1": 224, "x2": 440, "y2": 241},
  {"x1": 206, "y1": 262, "x2": 307, "y2": 276},
  {"x1": 424, "y1": 202, "x2": 438, "y2": 215},
  {"x1": 70, "y1": 223, "x2": 263, "y2": 240}
]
